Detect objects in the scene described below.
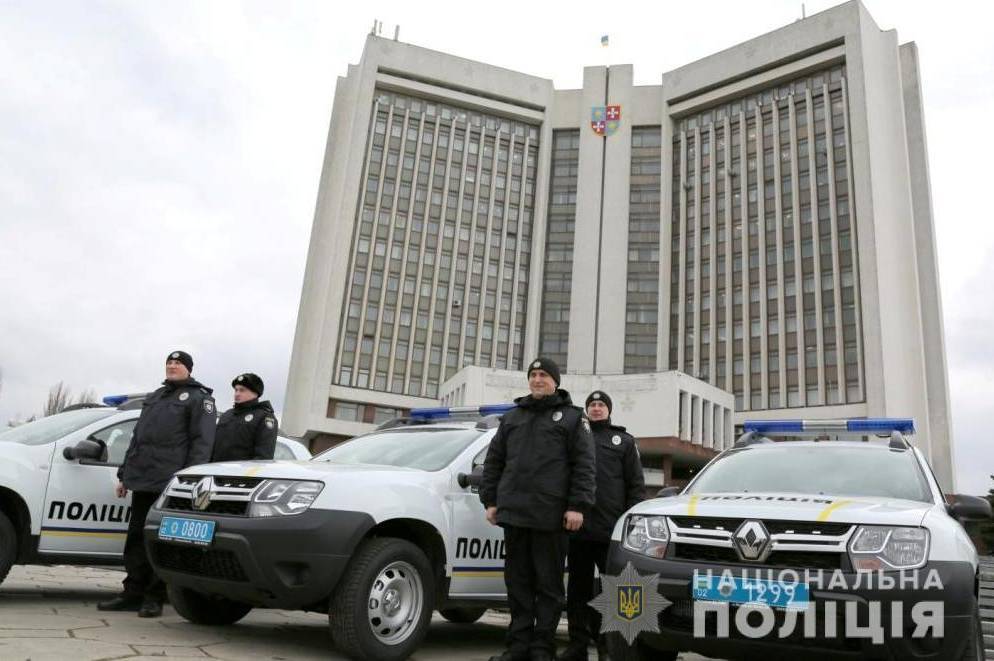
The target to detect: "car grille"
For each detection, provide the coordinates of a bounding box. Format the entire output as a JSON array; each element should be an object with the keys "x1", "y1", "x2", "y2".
[
  {"x1": 151, "y1": 542, "x2": 248, "y2": 582},
  {"x1": 672, "y1": 544, "x2": 844, "y2": 570},
  {"x1": 162, "y1": 497, "x2": 248, "y2": 516},
  {"x1": 160, "y1": 475, "x2": 263, "y2": 517},
  {"x1": 666, "y1": 515, "x2": 853, "y2": 571}
]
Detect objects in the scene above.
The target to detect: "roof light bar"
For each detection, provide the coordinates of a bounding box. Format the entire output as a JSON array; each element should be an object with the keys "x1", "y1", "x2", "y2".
[
  {"x1": 409, "y1": 403, "x2": 516, "y2": 420},
  {"x1": 743, "y1": 418, "x2": 915, "y2": 435},
  {"x1": 102, "y1": 395, "x2": 129, "y2": 407}
]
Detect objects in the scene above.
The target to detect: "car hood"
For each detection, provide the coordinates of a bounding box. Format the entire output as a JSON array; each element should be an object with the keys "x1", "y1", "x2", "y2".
[
  {"x1": 178, "y1": 459, "x2": 431, "y2": 483},
  {"x1": 630, "y1": 492, "x2": 933, "y2": 527}
]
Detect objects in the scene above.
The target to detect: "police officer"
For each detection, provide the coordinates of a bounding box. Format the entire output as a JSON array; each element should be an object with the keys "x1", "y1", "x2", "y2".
[
  {"x1": 211, "y1": 373, "x2": 277, "y2": 462},
  {"x1": 481, "y1": 358, "x2": 596, "y2": 661},
  {"x1": 98, "y1": 351, "x2": 216, "y2": 618},
  {"x1": 559, "y1": 391, "x2": 645, "y2": 661}
]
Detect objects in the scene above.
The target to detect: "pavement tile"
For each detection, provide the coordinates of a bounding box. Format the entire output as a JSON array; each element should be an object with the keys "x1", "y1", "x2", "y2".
[
  {"x1": 0, "y1": 638, "x2": 133, "y2": 661},
  {"x1": 133, "y1": 644, "x2": 210, "y2": 657}
]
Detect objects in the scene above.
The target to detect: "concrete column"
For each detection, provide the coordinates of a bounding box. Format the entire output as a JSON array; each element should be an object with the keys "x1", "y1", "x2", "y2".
[
  {"x1": 692, "y1": 395, "x2": 703, "y2": 445},
  {"x1": 662, "y1": 455, "x2": 674, "y2": 486}
]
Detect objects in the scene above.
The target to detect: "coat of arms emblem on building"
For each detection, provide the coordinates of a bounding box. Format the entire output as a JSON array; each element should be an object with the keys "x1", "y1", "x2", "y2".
[{"x1": 591, "y1": 105, "x2": 622, "y2": 136}]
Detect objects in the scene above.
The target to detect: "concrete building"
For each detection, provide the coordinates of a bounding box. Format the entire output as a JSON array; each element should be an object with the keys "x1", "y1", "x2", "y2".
[
  {"x1": 284, "y1": 1, "x2": 954, "y2": 488},
  {"x1": 439, "y1": 367, "x2": 733, "y2": 488}
]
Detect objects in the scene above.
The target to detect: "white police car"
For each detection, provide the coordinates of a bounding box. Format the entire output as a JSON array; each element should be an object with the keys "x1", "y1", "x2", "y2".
[
  {"x1": 607, "y1": 419, "x2": 990, "y2": 661},
  {"x1": 0, "y1": 398, "x2": 310, "y2": 588},
  {"x1": 144, "y1": 405, "x2": 512, "y2": 661}
]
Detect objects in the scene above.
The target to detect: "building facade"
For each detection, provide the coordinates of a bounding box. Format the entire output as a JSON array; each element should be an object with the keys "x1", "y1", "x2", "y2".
[{"x1": 284, "y1": 1, "x2": 954, "y2": 488}]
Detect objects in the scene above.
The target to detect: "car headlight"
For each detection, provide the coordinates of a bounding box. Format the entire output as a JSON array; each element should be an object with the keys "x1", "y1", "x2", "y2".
[
  {"x1": 848, "y1": 526, "x2": 929, "y2": 570},
  {"x1": 622, "y1": 515, "x2": 669, "y2": 558},
  {"x1": 248, "y1": 480, "x2": 324, "y2": 517}
]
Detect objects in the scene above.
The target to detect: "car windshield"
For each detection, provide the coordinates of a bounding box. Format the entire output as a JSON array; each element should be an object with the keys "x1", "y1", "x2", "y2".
[
  {"x1": 0, "y1": 409, "x2": 118, "y2": 446},
  {"x1": 313, "y1": 427, "x2": 483, "y2": 471},
  {"x1": 686, "y1": 445, "x2": 934, "y2": 503}
]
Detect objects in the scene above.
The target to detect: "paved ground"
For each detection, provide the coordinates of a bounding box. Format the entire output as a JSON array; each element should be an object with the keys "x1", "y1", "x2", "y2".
[{"x1": 0, "y1": 565, "x2": 711, "y2": 660}]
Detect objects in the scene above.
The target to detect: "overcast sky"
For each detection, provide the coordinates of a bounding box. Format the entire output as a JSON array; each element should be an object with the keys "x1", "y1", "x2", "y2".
[{"x1": 1, "y1": 0, "x2": 991, "y2": 493}]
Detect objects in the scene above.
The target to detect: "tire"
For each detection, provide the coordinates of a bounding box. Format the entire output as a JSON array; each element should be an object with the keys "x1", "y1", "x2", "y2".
[
  {"x1": 167, "y1": 583, "x2": 253, "y2": 625},
  {"x1": 0, "y1": 510, "x2": 16, "y2": 587},
  {"x1": 329, "y1": 537, "x2": 435, "y2": 661},
  {"x1": 439, "y1": 606, "x2": 487, "y2": 624},
  {"x1": 962, "y1": 600, "x2": 983, "y2": 661},
  {"x1": 605, "y1": 631, "x2": 678, "y2": 661}
]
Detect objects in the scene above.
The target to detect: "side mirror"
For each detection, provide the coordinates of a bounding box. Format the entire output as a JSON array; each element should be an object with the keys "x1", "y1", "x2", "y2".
[
  {"x1": 657, "y1": 486, "x2": 682, "y2": 498},
  {"x1": 63, "y1": 439, "x2": 105, "y2": 462},
  {"x1": 458, "y1": 466, "x2": 484, "y2": 489},
  {"x1": 946, "y1": 494, "x2": 993, "y2": 521}
]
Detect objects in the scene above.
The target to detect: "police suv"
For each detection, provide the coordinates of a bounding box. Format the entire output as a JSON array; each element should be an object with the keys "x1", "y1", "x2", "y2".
[
  {"x1": 0, "y1": 398, "x2": 310, "y2": 588},
  {"x1": 144, "y1": 405, "x2": 512, "y2": 661},
  {"x1": 607, "y1": 418, "x2": 990, "y2": 661}
]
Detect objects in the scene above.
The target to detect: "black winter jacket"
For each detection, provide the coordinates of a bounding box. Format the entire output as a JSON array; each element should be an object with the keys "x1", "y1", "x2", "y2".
[
  {"x1": 480, "y1": 389, "x2": 596, "y2": 531},
  {"x1": 212, "y1": 399, "x2": 278, "y2": 462},
  {"x1": 573, "y1": 419, "x2": 645, "y2": 541},
  {"x1": 118, "y1": 378, "x2": 217, "y2": 493}
]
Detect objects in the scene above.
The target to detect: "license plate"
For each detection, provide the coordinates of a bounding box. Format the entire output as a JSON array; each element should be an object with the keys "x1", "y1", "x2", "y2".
[
  {"x1": 693, "y1": 572, "x2": 809, "y2": 610},
  {"x1": 158, "y1": 516, "x2": 216, "y2": 545}
]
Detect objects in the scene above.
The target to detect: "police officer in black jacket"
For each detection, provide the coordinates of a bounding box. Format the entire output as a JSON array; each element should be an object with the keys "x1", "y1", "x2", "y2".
[
  {"x1": 481, "y1": 357, "x2": 597, "y2": 661},
  {"x1": 559, "y1": 391, "x2": 645, "y2": 661},
  {"x1": 98, "y1": 351, "x2": 216, "y2": 618},
  {"x1": 211, "y1": 373, "x2": 277, "y2": 462}
]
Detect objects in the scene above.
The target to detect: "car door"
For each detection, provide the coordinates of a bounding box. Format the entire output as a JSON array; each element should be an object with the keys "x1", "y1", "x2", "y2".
[
  {"x1": 38, "y1": 416, "x2": 136, "y2": 557},
  {"x1": 446, "y1": 439, "x2": 507, "y2": 599}
]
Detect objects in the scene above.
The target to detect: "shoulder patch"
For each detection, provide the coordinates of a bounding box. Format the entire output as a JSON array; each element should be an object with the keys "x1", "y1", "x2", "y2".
[
  {"x1": 265, "y1": 417, "x2": 275, "y2": 429},
  {"x1": 581, "y1": 418, "x2": 591, "y2": 433},
  {"x1": 204, "y1": 400, "x2": 215, "y2": 414}
]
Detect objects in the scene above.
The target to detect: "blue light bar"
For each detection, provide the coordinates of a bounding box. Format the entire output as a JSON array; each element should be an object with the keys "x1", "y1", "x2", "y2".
[
  {"x1": 409, "y1": 403, "x2": 516, "y2": 420},
  {"x1": 102, "y1": 395, "x2": 129, "y2": 407},
  {"x1": 744, "y1": 420, "x2": 804, "y2": 433},
  {"x1": 846, "y1": 418, "x2": 915, "y2": 434},
  {"x1": 743, "y1": 418, "x2": 915, "y2": 435}
]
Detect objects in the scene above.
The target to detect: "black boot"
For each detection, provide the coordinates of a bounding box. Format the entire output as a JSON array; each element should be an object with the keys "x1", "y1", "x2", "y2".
[
  {"x1": 137, "y1": 597, "x2": 163, "y2": 618},
  {"x1": 489, "y1": 652, "x2": 528, "y2": 661},
  {"x1": 97, "y1": 594, "x2": 142, "y2": 611},
  {"x1": 557, "y1": 641, "x2": 588, "y2": 661}
]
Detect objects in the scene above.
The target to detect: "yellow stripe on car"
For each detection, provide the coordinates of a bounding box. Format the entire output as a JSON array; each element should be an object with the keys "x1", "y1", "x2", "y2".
[
  {"x1": 816, "y1": 499, "x2": 853, "y2": 521},
  {"x1": 688, "y1": 495, "x2": 700, "y2": 516}
]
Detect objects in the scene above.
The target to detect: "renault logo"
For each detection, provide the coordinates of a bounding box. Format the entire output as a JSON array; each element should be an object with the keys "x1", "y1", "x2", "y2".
[
  {"x1": 733, "y1": 520, "x2": 771, "y2": 562},
  {"x1": 191, "y1": 477, "x2": 214, "y2": 511}
]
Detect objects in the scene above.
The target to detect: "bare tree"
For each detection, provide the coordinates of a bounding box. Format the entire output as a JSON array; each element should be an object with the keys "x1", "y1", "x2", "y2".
[
  {"x1": 75, "y1": 388, "x2": 97, "y2": 406},
  {"x1": 44, "y1": 381, "x2": 73, "y2": 417}
]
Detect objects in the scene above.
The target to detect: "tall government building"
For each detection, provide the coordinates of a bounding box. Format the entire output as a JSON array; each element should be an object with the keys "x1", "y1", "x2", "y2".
[{"x1": 285, "y1": 1, "x2": 955, "y2": 488}]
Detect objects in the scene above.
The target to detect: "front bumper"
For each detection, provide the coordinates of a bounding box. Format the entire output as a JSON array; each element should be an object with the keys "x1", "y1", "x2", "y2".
[
  {"x1": 607, "y1": 542, "x2": 977, "y2": 661},
  {"x1": 144, "y1": 506, "x2": 374, "y2": 609}
]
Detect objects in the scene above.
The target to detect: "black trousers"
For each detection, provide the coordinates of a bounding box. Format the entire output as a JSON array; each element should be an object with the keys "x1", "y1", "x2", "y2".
[
  {"x1": 503, "y1": 525, "x2": 568, "y2": 656},
  {"x1": 122, "y1": 490, "x2": 165, "y2": 601},
  {"x1": 565, "y1": 538, "x2": 610, "y2": 646}
]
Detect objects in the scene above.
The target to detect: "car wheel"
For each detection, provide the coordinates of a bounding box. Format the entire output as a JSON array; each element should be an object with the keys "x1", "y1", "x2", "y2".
[
  {"x1": 0, "y1": 510, "x2": 16, "y2": 586},
  {"x1": 439, "y1": 606, "x2": 487, "y2": 624},
  {"x1": 167, "y1": 583, "x2": 253, "y2": 625},
  {"x1": 605, "y1": 632, "x2": 678, "y2": 661},
  {"x1": 329, "y1": 537, "x2": 434, "y2": 661}
]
